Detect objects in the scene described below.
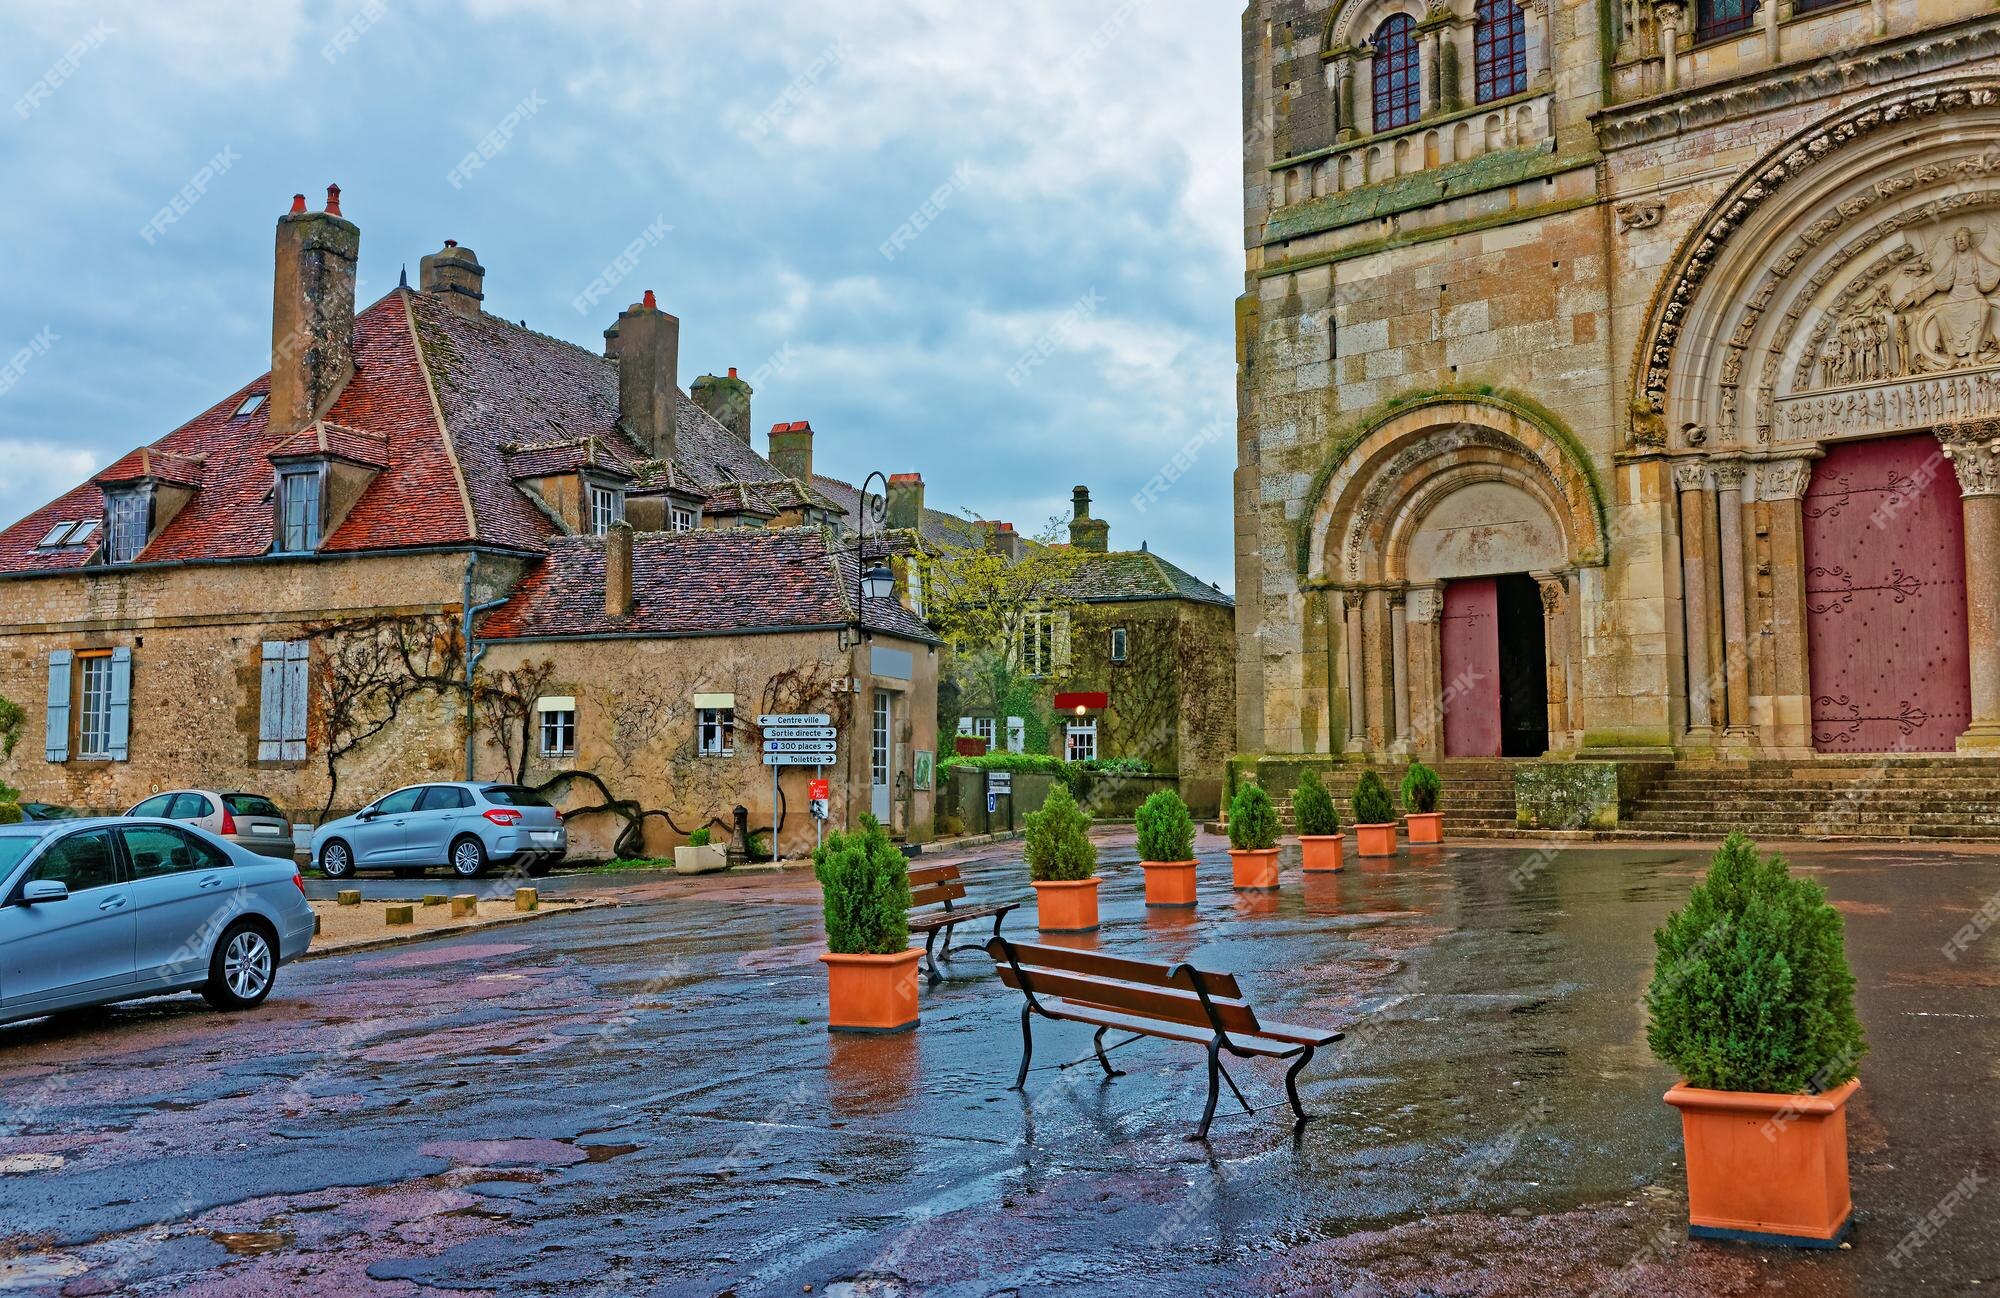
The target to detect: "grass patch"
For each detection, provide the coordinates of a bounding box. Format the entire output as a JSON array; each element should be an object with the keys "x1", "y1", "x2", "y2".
[{"x1": 589, "y1": 857, "x2": 676, "y2": 872}]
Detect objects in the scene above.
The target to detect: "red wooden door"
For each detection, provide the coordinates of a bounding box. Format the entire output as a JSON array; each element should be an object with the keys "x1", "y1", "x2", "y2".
[
  {"x1": 1803, "y1": 433, "x2": 1970, "y2": 752},
  {"x1": 1441, "y1": 577, "x2": 1503, "y2": 757}
]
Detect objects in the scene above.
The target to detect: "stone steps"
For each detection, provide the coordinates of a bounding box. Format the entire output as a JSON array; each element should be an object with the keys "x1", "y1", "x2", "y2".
[{"x1": 1623, "y1": 755, "x2": 2000, "y2": 841}]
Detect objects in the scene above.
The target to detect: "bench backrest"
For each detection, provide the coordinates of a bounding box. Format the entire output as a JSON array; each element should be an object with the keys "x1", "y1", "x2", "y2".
[
  {"x1": 907, "y1": 863, "x2": 966, "y2": 911},
  {"x1": 988, "y1": 938, "x2": 1262, "y2": 1037}
]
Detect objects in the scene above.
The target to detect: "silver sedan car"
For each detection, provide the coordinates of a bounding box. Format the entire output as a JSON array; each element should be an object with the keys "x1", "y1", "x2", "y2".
[
  {"x1": 125, "y1": 789, "x2": 299, "y2": 860},
  {"x1": 312, "y1": 782, "x2": 567, "y2": 880},
  {"x1": 0, "y1": 818, "x2": 315, "y2": 1027}
]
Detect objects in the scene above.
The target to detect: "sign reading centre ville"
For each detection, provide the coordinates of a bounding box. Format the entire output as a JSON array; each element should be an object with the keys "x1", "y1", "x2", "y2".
[{"x1": 758, "y1": 713, "x2": 830, "y2": 727}]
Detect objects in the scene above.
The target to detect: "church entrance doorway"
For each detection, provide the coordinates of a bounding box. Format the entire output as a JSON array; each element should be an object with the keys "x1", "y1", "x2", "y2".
[{"x1": 1440, "y1": 574, "x2": 1549, "y2": 757}]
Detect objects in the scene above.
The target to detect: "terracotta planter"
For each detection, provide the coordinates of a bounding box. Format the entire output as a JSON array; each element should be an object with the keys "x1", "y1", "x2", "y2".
[
  {"x1": 1140, "y1": 859, "x2": 1198, "y2": 907},
  {"x1": 1229, "y1": 847, "x2": 1281, "y2": 890},
  {"x1": 1404, "y1": 812, "x2": 1443, "y2": 844},
  {"x1": 1033, "y1": 877, "x2": 1101, "y2": 932},
  {"x1": 1663, "y1": 1077, "x2": 1859, "y2": 1248},
  {"x1": 1356, "y1": 823, "x2": 1398, "y2": 857},
  {"x1": 1299, "y1": 834, "x2": 1344, "y2": 872},
  {"x1": 820, "y1": 948, "x2": 922, "y2": 1034}
]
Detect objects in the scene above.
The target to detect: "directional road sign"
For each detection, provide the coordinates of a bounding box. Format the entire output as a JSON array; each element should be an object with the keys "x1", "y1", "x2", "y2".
[
  {"x1": 758, "y1": 713, "x2": 830, "y2": 727},
  {"x1": 764, "y1": 726, "x2": 837, "y2": 740},
  {"x1": 763, "y1": 754, "x2": 830, "y2": 766},
  {"x1": 762, "y1": 738, "x2": 838, "y2": 754}
]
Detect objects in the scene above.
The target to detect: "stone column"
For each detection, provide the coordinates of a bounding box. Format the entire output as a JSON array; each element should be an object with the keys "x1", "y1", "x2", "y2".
[
  {"x1": 1343, "y1": 591, "x2": 1368, "y2": 750},
  {"x1": 1755, "y1": 454, "x2": 1819, "y2": 752},
  {"x1": 1534, "y1": 570, "x2": 1572, "y2": 753},
  {"x1": 1408, "y1": 585, "x2": 1446, "y2": 756},
  {"x1": 1522, "y1": 0, "x2": 1554, "y2": 88},
  {"x1": 1673, "y1": 459, "x2": 1717, "y2": 742},
  {"x1": 1334, "y1": 55, "x2": 1356, "y2": 141},
  {"x1": 1390, "y1": 590, "x2": 1411, "y2": 752},
  {"x1": 1713, "y1": 458, "x2": 1754, "y2": 739},
  {"x1": 1654, "y1": 1, "x2": 1684, "y2": 91},
  {"x1": 1939, "y1": 421, "x2": 2000, "y2": 750}
]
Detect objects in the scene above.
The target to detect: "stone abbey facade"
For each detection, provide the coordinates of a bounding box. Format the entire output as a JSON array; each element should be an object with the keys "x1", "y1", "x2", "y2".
[{"x1": 1237, "y1": 0, "x2": 2000, "y2": 769}]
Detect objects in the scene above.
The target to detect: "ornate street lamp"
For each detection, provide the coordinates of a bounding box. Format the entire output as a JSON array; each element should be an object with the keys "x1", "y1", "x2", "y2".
[{"x1": 855, "y1": 470, "x2": 895, "y2": 626}]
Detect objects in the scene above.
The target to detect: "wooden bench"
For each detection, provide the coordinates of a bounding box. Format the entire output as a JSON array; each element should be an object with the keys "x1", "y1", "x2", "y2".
[
  {"x1": 986, "y1": 936, "x2": 1344, "y2": 1140},
  {"x1": 907, "y1": 863, "x2": 1018, "y2": 986}
]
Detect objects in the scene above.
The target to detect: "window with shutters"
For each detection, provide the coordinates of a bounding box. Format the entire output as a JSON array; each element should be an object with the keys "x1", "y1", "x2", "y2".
[
  {"x1": 258, "y1": 641, "x2": 309, "y2": 761},
  {"x1": 77, "y1": 654, "x2": 116, "y2": 760}
]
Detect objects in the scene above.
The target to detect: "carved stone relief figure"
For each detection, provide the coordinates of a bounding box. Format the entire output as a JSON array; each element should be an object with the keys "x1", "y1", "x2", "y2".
[{"x1": 1899, "y1": 225, "x2": 2000, "y2": 372}]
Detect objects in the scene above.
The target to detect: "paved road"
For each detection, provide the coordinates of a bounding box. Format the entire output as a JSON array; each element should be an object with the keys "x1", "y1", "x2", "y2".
[{"x1": 1, "y1": 832, "x2": 1995, "y2": 1295}]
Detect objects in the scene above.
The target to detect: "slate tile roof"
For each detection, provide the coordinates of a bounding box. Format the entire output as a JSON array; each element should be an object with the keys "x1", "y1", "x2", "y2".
[
  {"x1": 477, "y1": 526, "x2": 937, "y2": 643},
  {"x1": 1059, "y1": 549, "x2": 1234, "y2": 607},
  {"x1": 810, "y1": 472, "x2": 985, "y2": 550}
]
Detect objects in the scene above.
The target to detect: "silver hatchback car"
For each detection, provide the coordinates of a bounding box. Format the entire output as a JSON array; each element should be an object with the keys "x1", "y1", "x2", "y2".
[
  {"x1": 125, "y1": 789, "x2": 298, "y2": 860},
  {"x1": 312, "y1": 782, "x2": 567, "y2": 880},
  {"x1": 0, "y1": 818, "x2": 315, "y2": 1026}
]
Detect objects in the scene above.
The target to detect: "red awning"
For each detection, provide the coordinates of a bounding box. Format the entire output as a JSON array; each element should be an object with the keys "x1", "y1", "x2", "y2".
[{"x1": 1054, "y1": 692, "x2": 1108, "y2": 712}]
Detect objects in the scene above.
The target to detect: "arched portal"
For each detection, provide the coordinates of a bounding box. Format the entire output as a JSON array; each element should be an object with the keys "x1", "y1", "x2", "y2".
[{"x1": 1302, "y1": 395, "x2": 1607, "y2": 756}]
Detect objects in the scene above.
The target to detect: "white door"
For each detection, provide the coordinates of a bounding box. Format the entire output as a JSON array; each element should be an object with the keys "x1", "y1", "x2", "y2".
[{"x1": 870, "y1": 691, "x2": 893, "y2": 824}]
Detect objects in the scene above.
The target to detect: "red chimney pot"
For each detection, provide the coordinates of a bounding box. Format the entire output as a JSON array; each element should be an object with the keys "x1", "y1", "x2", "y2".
[
  {"x1": 444, "y1": 238, "x2": 457, "y2": 248},
  {"x1": 325, "y1": 184, "x2": 342, "y2": 216},
  {"x1": 727, "y1": 366, "x2": 738, "y2": 379},
  {"x1": 642, "y1": 289, "x2": 657, "y2": 310},
  {"x1": 289, "y1": 194, "x2": 307, "y2": 214}
]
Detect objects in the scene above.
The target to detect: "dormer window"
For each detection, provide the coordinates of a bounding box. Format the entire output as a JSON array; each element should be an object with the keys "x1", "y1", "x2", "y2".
[
  {"x1": 277, "y1": 468, "x2": 323, "y2": 553},
  {"x1": 232, "y1": 393, "x2": 267, "y2": 421},
  {"x1": 589, "y1": 483, "x2": 625, "y2": 535},
  {"x1": 106, "y1": 489, "x2": 150, "y2": 563},
  {"x1": 670, "y1": 504, "x2": 697, "y2": 532}
]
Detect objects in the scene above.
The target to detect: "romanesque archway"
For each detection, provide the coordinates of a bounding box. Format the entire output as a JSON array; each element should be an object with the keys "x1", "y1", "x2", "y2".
[{"x1": 1632, "y1": 76, "x2": 2000, "y2": 753}]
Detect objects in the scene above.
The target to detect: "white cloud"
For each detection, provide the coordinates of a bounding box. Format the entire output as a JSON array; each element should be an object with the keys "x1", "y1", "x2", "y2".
[{"x1": 0, "y1": 439, "x2": 101, "y2": 527}]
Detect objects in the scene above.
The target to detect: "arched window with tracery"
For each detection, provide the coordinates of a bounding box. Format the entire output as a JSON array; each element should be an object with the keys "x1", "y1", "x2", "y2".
[
  {"x1": 1372, "y1": 15, "x2": 1420, "y2": 132},
  {"x1": 1473, "y1": 0, "x2": 1526, "y2": 103},
  {"x1": 1696, "y1": 0, "x2": 1758, "y2": 40}
]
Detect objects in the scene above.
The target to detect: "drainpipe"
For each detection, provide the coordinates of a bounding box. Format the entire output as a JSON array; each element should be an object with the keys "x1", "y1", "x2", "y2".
[{"x1": 462, "y1": 553, "x2": 513, "y2": 780}]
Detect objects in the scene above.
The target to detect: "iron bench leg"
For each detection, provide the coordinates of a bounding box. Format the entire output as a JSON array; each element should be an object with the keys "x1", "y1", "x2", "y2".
[
  {"x1": 1012, "y1": 1005, "x2": 1034, "y2": 1091},
  {"x1": 1193, "y1": 1038, "x2": 1224, "y2": 1140},
  {"x1": 1283, "y1": 1047, "x2": 1315, "y2": 1126},
  {"x1": 923, "y1": 927, "x2": 944, "y2": 987},
  {"x1": 1091, "y1": 1026, "x2": 1125, "y2": 1079}
]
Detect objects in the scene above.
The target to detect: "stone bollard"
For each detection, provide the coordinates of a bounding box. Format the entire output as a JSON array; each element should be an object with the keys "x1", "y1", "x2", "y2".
[
  {"x1": 313, "y1": 913, "x2": 322, "y2": 935},
  {"x1": 450, "y1": 894, "x2": 477, "y2": 918},
  {"x1": 385, "y1": 905, "x2": 414, "y2": 927},
  {"x1": 515, "y1": 888, "x2": 539, "y2": 913},
  {"x1": 336, "y1": 890, "x2": 362, "y2": 907},
  {"x1": 423, "y1": 894, "x2": 447, "y2": 907}
]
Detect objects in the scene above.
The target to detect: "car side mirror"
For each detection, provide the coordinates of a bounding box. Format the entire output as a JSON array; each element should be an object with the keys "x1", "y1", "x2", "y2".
[
  {"x1": 21, "y1": 880, "x2": 68, "y2": 905},
  {"x1": 356, "y1": 808, "x2": 377, "y2": 821}
]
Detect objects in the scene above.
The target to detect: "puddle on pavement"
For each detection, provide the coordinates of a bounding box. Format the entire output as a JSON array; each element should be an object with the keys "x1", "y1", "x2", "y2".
[
  {"x1": 0, "y1": 1255, "x2": 87, "y2": 1289},
  {"x1": 209, "y1": 1230, "x2": 294, "y2": 1256},
  {"x1": 582, "y1": 1142, "x2": 641, "y2": 1163}
]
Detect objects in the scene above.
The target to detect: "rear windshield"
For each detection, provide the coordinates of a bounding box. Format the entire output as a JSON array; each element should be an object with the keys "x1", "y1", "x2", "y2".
[
  {"x1": 223, "y1": 794, "x2": 284, "y2": 818},
  {"x1": 482, "y1": 786, "x2": 551, "y2": 808},
  {"x1": 0, "y1": 837, "x2": 38, "y2": 878}
]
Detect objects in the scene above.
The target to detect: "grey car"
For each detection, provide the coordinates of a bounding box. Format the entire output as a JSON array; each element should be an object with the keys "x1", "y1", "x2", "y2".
[
  {"x1": 0, "y1": 818, "x2": 315, "y2": 1026},
  {"x1": 311, "y1": 782, "x2": 567, "y2": 881},
  {"x1": 125, "y1": 789, "x2": 298, "y2": 861}
]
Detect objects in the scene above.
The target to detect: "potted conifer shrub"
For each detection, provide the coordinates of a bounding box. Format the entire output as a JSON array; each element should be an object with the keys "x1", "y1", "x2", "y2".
[
  {"x1": 1401, "y1": 761, "x2": 1444, "y2": 844},
  {"x1": 1649, "y1": 833, "x2": 1867, "y2": 1248},
  {"x1": 814, "y1": 815, "x2": 920, "y2": 1034},
  {"x1": 1136, "y1": 788, "x2": 1198, "y2": 907},
  {"x1": 1227, "y1": 783, "x2": 1281, "y2": 890},
  {"x1": 1293, "y1": 770, "x2": 1343, "y2": 872},
  {"x1": 673, "y1": 826, "x2": 729, "y2": 875},
  {"x1": 1353, "y1": 770, "x2": 1398, "y2": 857},
  {"x1": 1026, "y1": 783, "x2": 1099, "y2": 932}
]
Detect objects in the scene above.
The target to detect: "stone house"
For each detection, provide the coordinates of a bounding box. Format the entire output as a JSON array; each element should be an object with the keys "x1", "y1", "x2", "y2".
[
  {"x1": 1237, "y1": 0, "x2": 2000, "y2": 824},
  {"x1": 0, "y1": 187, "x2": 938, "y2": 856}
]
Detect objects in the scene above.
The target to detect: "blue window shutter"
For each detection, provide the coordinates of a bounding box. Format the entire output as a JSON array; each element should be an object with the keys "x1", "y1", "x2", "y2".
[
  {"x1": 107, "y1": 646, "x2": 133, "y2": 762},
  {"x1": 282, "y1": 641, "x2": 309, "y2": 761},
  {"x1": 44, "y1": 650, "x2": 72, "y2": 762},
  {"x1": 258, "y1": 642, "x2": 286, "y2": 761}
]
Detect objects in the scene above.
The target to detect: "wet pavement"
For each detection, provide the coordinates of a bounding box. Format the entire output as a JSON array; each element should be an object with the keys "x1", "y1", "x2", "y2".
[{"x1": 1, "y1": 831, "x2": 1996, "y2": 1296}]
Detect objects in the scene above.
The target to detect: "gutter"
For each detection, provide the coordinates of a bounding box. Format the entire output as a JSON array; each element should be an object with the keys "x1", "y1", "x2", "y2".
[
  {"x1": 484, "y1": 621, "x2": 941, "y2": 648},
  {"x1": 0, "y1": 541, "x2": 543, "y2": 585}
]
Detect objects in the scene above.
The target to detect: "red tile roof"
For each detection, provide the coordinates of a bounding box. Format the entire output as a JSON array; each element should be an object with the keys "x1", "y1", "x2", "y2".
[
  {"x1": 478, "y1": 526, "x2": 937, "y2": 643},
  {"x1": 268, "y1": 421, "x2": 392, "y2": 470}
]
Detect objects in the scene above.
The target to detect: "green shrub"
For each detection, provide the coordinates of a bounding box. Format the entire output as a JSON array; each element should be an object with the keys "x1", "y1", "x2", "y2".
[
  {"x1": 686, "y1": 827, "x2": 712, "y2": 847},
  {"x1": 1228, "y1": 783, "x2": 1278, "y2": 850},
  {"x1": 813, "y1": 815, "x2": 912, "y2": 955},
  {"x1": 938, "y1": 751, "x2": 1078, "y2": 790},
  {"x1": 0, "y1": 803, "x2": 21, "y2": 826},
  {"x1": 1352, "y1": 771, "x2": 1395, "y2": 825},
  {"x1": 747, "y1": 831, "x2": 770, "y2": 862},
  {"x1": 1400, "y1": 761, "x2": 1442, "y2": 814},
  {"x1": 1292, "y1": 770, "x2": 1340, "y2": 836},
  {"x1": 1025, "y1": 783, "x2": 1096, "y2": 881},
  {"x1": 1081, "y1": 756, "x2": 1150, "y2": 775},
  {"x1": 1135, "y1": 789, "x2": 1195, "y2": 862},
  {"x1": 1646, "y1": 833, "x2": 1866, "y2": 1094}
]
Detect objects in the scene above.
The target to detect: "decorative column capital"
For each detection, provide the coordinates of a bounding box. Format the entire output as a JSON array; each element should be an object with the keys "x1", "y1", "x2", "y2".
[
  {"x1": 1534, "y1": 571, "x2": 1569, "y2": 617},
  {"x1": 1938, "y1": 419, "x2": 2000, "y2": 498},
  {"x1": 1408, "y1": 586, "x2": 1444, "y2": 625},
  {"x1": 1754, "y1": 453, "x2": 1819, "y2": 502},
  {"x1": 1712, "y1": 457, "x2": 1748, "y2": 491},
  {"x1": 1342, "y1": 590, "x2": 1367, "y2": 616},
  {"x1": 1671, "y1": 458, "x2": 1713, "y2": 493}
]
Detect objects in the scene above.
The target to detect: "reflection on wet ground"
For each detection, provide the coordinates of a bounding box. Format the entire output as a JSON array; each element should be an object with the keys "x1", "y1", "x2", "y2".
[{"x1": 1, "y1": 830, "x2": 1995, "y2": 1295}]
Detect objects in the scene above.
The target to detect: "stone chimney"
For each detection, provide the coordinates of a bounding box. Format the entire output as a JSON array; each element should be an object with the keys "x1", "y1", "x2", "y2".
[
  {"x1": 691, "y1": 367, "x2": 753, "y2": 442},
  {"x1": 768, "y1": 420, "x2": 814, "y2": 483},
  {"x1": 981, "y1": 520, "x2": 1025, "y2": 563},
  {"x1": 418, "y1": 239, "x2": 484, "y2": 317},
  {"x1": 604, "y1": 522, "x2": 634, "y2": 618},
  {"x1": 886, "y1": 473, "x2": 925, "y2": 530},
  {"x1": 614, "y1": 291, "x2": 680, "y2": 463},
  {"x1": 1069, "y1": 483, "x2": 1110, "y2": 552},
  {"x1": 270, "y1": 185, "x2": 359, "y2": 436}
]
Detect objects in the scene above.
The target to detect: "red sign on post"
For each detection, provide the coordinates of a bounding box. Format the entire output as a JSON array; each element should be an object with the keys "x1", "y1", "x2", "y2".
[{"x1": 808, "y1": 779, "x2": 830, "y2": 801}]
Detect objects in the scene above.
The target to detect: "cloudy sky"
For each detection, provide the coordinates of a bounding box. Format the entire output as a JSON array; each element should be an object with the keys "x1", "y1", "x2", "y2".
[{"x1": 0, "y1": 1, "x2": 1244, "y2": 587}]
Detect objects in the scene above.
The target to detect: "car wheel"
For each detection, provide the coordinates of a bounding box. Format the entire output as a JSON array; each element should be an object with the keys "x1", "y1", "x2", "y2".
[
  {"x1": 320, "y1": 839, "x2": 355, "y2": 880},
  {"x1": 203, "y1": 920, "x2": 278, "y2": 1011},
  {"x1": 449, "y1": 835, "x2": 489, "y2": 879}
]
